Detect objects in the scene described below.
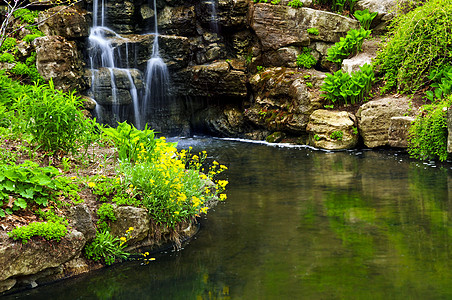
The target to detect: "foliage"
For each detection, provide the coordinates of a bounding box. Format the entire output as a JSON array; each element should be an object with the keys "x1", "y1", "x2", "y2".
[
  {"x1": 327, "y1": 28, "x2": 371, "y2": 65},
  {"x1": 314, "y1": 0, "x2": 358, "y2": 13},
  {"x1": 84, "y1": 230, "x2": 129, "y2": 266},
  {"x1": 408, "y1": 97, "x2": 451, "y2": 162},
  {"x1": 0, "y1": 52, "x2": 15, "y2": 63},
  {"x1": 424, "y1": 65, "x2": 452, "y2": 102},
  {"x1": 271, "y1": 0, "x2": 281, "y2": 4},
  {"x1": 354, "y1": 9, "x2": 378, "y2": 30},
  {"x1": 376, "y1": 0, "x2": 452, "y2": 94},
  {"x1": 287, "y1": 0, "x2": 303, "y2": 8},
  {"x1": 321, "y1": 63, "x2": 374, "y2": 105},
  {"x1": 330, "y1": 131, "x2": 343, "y2": 140},
  {"x1": 16, "y1": 80, "x2": 96, "y2": 154},
  {"x1": 307, "y1": 27, "x2": 319, "y2": 35},
  {"x1": 23, "y1": 32, "x2": 44, "y2": 43},
  {"x1": 296, "y1": 47, "x2": 317, "y2": 69},
  {"x1": 0, "y1": 37, "x2": 17, "y2": 53},
  {"x1": 0, "y1": 161, "x2": 61, "y2": 217},
  {"x1": 101, "y1": 122, "x2": 157, "y2": 163},
  {"x1": 256, "y1": 65, "x2": 264, "y2": 72},
  {"x1": 10, "y1": 62, "x2": 43, "y2": 83},
  {"x1": 13, "y1": 8, "x2": 39, "y2": 24},
  {"x1": 96, "y1": 203, "x2": 116, "y2": 231},
  {"x1": 8, "y1": 221, "x2": 68, "y2": 243}
]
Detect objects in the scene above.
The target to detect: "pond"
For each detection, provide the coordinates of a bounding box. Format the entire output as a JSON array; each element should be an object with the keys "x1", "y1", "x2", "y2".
[{"x1": 5, "y1": 138, "x2": 452, "y2": 299}]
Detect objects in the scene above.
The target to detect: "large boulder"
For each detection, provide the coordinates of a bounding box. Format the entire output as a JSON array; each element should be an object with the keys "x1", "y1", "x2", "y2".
[
  {"x1": 109, "y1": 206, "x2": 150, "y2": 245},
  {"x1": 306, "y1": 109, "x2": 358, "y2": 150},
  {"x1": 249, "y1": 4, "x2": 359, "y2": 51},
  {"x1": 0, "y1": 230, "x2": 85, "y2": 286},
  {"x1": 245, "y1": 67, "x2": 325, "y2": 134},
  {"x1": 34, "y1": 36, "x2": 86, "y2": 92},
  {"x1": 357, "y1": 96, "x2": 414, "y2": 148},
  {"x1": 355, "y1": 0, "x2": 398, "y2": 31},
  {"x1": 38, "y1": 6, "x2": 90, "y2": 39}
]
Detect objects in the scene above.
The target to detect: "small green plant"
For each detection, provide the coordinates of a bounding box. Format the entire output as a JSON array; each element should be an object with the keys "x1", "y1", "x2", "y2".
[
  {"x1": 0, "y1": 37, "x2": 17, "y2": 52},
  {"x1": 321, "y1": 63, "x2": 374, "y2": 105},
  {"x1": 8, "y1": 221, "x2": 68, "y2": 244},
  {"x1": 296, "y1": 47, "x2": 317, "y2": 69},
  {"x1": 13, "y1": 8, "x2": 39, "y2": 24},
  {"x1": 304, "y1": 74, "x2": 311, "y2": 80},
  {"x1": 354, "y1": 9, "x2": 378, "y2": 30},
  {"x1": 330, "y1": 131, "x2": 343, "y2": 141},
  {"x1": 287, "y1": 0, "x2": 303, "y2": 8},
  {"x1": 23, "y1": 32, "x2": 44, "y2": 43},
  {"x1": 324, "y1": 104, "x2": 334, "y2": 109},
  {"x1": 10, "y1": 62, "x2": 42, "y2": 83},
  {"x1": 271, "y1": 0, "x2": 281, "y2": 4},
  {"x1": 314, "y1": 134, "x2": 321, "y2": 141},
  {"x1": 96, "y1": 203, "x2": 116, "y2": 231},
  {"x1": 327, "y1": 28, "x2": 371, "y2": 65},
  {"x1": 84, "y1": 230, "x2": 129, "y2": 266},
  {"x1": 352, "y1": 127, "x2": 358, "y2": 135},
  {"x1": 424, "y1": 65, "x2": 452, "y2": 102},
  {"x1": 408, "y1": 97, "x2": 451, "y2": 161},
  {"x1": 256, "y1": 65, "x2": 264, "y2": 72},
  {"x1": 307, "y1": 28, "x2": 320, "y2": 36},
  {"x1": 306, "y1": 82, "x2": 313, "y2": 88},
  {"x1": 0, "y1": 53, "x2": 15, "y2": 63}
]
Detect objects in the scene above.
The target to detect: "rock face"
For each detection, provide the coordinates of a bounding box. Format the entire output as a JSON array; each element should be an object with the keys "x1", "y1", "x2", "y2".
[
  {"x1": 0, "y1": 230, "x2": 85, "y2": 286},
  {"x1": 38, "y1": 6, "x2": 90, "y2": 39},
  {"x1": 33, "y1": 36, "x2": 85, "y2": 92},
  {"x1": 306, "y1": 109, "x2": 358, "y2": 150},
  {"x1": 388, "y1": 116, "x2": 415, "y2": 148},
  {"x1": 357, "y1": 97, "x2": 415, "y2": 148}
]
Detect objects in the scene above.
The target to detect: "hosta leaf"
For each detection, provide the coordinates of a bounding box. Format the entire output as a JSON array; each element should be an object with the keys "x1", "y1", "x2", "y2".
[
  {"x1": 14, "y1": 198, "x2": 27, "y2": 209},
  {"x1": 19, "y1": 188, "x2": 35, "y2": 199}
]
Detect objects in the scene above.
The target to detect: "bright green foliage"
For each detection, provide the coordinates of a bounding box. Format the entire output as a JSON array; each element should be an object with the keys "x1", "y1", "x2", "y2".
[
  {"x1": 0, "y1": 161, "x2": 61, "y2": 217},
  {"x1": 0, "y1": 37, "x2": 17, "y2": 52},
  {"x1": 10, "y1": 62, "x2": 43, "y2": 83},
  {"x1": 23, "y1": 32, "x2": 44, "y2": 43},
  {"x1": 425, "y1": 65, "x2": 452, "y2": 102},
  {"x1": 408, "y1": 97, "x2": 451, "y2": 162},
  {"x1": 354, "y1": 9, "x2": 378, "y2": 30},
  {"x1": 376, "y1": 0, "x2": 452, "y2": 94},
  {"x1": 16, "y1": 80, "x2": 94, "y2": 154},
  {"x1": 321, "y1": 63, "x2": 374, "y2": 105},
  {"x1": 101, "y1": 121, "x2": 158, "y2": 163},
  {"x1": 96, "y1": 203, "x2": 116, "y2": 231},
  {"x1": 8, "y1": 221, "x2": 68, "y2": 243},
  {"x1": 271, "y1": 0, "x2": 281, "y2": 4},
  {"x1": 296, "y1": 47, "x2": 317, "y2": 69},
  {"x1": 307, "y1": 27, "x2": 320, "y2": 35},
  {"x1": 0, "y1": 53, "x2": 15, "y2": 63},
  {"x1": 84, "y1": 230, "x2": 129, "y2": 265},
  {"x1": 25, "y1": 52, "x2": 37, "y2": 66},
  {"x1": 253, "y1": 0, "x2": 268, "y2": 3},
  {"x1": 13, "y1": 8, "x2": 39, "y2": 24},
  {"x1": 288, "y1": 0, "x2": 303, "y2": 8},
  {"x1": 327, "y1": 28, "x2": 371, "y2": 65},
  {"x1": 330, "y1": 131, "x2": 343, "y2": 140},
  {"x1": 314, "y1": 0, "x2": 358, "y2": 13}
]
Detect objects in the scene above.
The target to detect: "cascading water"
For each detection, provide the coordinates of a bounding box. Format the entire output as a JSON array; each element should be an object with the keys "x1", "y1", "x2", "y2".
[
  {"x1": 88, "y1": 0, "x2": 169, "y2": 129},
  {"x1": 208, "y1": 0, "x2": 219, "y2": 33}
]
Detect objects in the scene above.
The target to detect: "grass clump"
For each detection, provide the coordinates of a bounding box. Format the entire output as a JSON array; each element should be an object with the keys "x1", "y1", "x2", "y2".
[{"x1": 376, "y1": 0, "x2": 452, "y2": 94}]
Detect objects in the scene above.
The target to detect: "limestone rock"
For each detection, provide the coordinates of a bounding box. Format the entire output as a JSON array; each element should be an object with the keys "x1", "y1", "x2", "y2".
[
  {"x1": 109, "y1": 206, "x2": 150, "y2": 244},
  {"x1": 388, "y1": 116, "x2": 415, "y2": 148},
  {"x1": 104, "y1": 1, "x2": 135, "y2": 34},
  {"x1": 250, "y1": 4, "x2": 359, "y2": 51},
  {"x1": 194, "y1": 105, "x2": 248, "y2": 137},
  {"x1": 306, "y1": 109, "x2": 358, "y2": 150},
  {"x1": 357, "y1": 96, "x2": 414, "y2": 148},
  {"x1": 158, "y1": 6, "x2": 197, "y2": 36},
  {"x1": 355, "y1": 0, "x2": 398, "y2": 31},
  {"x1": 341, "y1": 39, "x2": 380, "y2": 75},
  {"x1": 33, "y1": 36, "x2": 85, "y2": 92},
  {"x1": 67, "y1": 204, "x2": 97, "y2": 242},
  {"x1": 38, "y1": 6, "x2": 90, "y2": 39},
  {"x1": 0, "y1": 279, "x2": 16, "y2": 294},
  {"x1": 0, "y1": 230, "x2": 85, "y2": 282}
]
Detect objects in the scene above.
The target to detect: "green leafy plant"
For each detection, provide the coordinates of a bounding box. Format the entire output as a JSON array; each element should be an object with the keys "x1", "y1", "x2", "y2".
[
  {"x1": 13, "y1": 8, "x2": 39, "y2": 24},
  {"x1": 314, "y1": 0, "x2": 358, "y2": 13},
  {"x1": 23, "y1": 32, "x2": 44, "y2": 43},
  {"x1": 306, "y1": 82, "x2": 313, "y2": 88},
  {"x1": 256, "y1": 65, "x2": 264, "y2": 72},
  {"x1": 96, "y1": 203, "x2": 116, "y2": 231},
  {"x1": 307, "y1": 27, "x2": 320, "y2": 36},
  {"x1": 271, "y1": 0, "x2": 281, "y2": 4},
  {"x1": 84, "y1": 230, "x2": 129, "y2": 266},
  {"x1": 354, "y1": 9, "x2": 378, "y2": 30},
  {"x1": 330, "y1": 131, "x2": 343, "y2": 140},
  {"x1": 296, "y1": 47, "x2": 317, "y2": 69},
  {"x1": 10, "y1": 62, "x2": 42, "y2": 83},
  {"x1": 327, "y1": 28, "x2": 371, "y2": 65},
  {"x1": 425, "y1": 65, "x2": 452, "y2": 102},
  {"x1": 0, "y1": 161, "x2": 62, "y2": 217},
  {"x1": 314, "y1": 134, "x2": 321, "y2": 141},
  {"x1": 0, "y1": 37, "x2": 17, "y2": 52},
  {"x1": 408, "y1": 97, "x2": 451, "y2": 161},
  {"x1": 288, "y1": 0, "x2": 303, "y2": 8},
  {"x1": 376, "y1": 0, "x2": 452, "y2": 94},
  {"x1": 321, "y1": 63, "x2": 374, "y2": 105},
  {"x1": 8, "y1": 221, "x2": 68, "y2": 244},
  {"x1": 0, "y1": 53, "x2": 15, "y2": 63}
]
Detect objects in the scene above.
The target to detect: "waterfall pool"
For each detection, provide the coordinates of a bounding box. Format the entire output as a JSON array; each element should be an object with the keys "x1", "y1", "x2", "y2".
[{"x1": 6, "y1": 137, "x2": 452, "y2": 299}]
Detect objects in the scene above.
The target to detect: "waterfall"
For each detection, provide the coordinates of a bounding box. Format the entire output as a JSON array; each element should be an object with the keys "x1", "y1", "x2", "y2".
[
  {"x1": 89, "y1": 0, "x2": 170, "y2": 129},
  {"x1": 208, "y1": 0, "x2": 219, "y2": 33}
]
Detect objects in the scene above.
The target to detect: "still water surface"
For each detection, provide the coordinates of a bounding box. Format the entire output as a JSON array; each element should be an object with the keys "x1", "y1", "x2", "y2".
[{"x1": 6, "y1": 138, "x2": 452, "y2": 299}]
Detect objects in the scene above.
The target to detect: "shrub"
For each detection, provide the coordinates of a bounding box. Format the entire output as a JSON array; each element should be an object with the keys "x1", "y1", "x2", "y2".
[
  {"x1": 408, "y1": 97, "x2": 451, "y2": 161},
  {"x1": 327, "y1": 28, "x2": 371, "y2": 65},
  {"x1": 8, "y1": 221, "x2": 68, "y2": 243},
  {"x1": 296, "y1": 47, "x2": 317, "y2": 69},
  {"x1": 376, "y1": 0, "x2": 452, "y2": 94},
  {"x1": 16, "y1": 80, "x2": 95, "y2": 154}
]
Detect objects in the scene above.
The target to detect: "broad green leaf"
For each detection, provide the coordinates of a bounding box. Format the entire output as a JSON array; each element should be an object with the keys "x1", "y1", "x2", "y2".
[{"x1": 14, "y1": 198, "x2": 27, "y2": 209}]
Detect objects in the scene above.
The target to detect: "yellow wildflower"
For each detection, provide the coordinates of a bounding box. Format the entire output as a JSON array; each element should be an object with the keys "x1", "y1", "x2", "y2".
[
  {"x1": 219, "y1": 194, "x2": 227, "y2": 200},
  {"x1": 88, "y1": 182, "x2": 96, "y2": 188}
]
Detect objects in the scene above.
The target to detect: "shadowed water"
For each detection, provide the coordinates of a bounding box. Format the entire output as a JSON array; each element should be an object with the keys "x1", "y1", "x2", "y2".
[{"x1": 6, "y1": 138, "x2": 452, "y2": 299}]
